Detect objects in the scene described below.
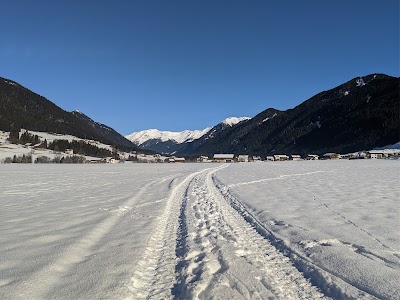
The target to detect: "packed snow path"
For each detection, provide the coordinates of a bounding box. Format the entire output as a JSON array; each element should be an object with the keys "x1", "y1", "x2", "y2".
[{"x1": 127, "y1": 165, "x2": 325, "y2": 299}]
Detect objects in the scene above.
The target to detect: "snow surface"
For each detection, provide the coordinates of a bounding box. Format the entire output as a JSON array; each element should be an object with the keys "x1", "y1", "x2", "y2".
[
  {"x1": 357, "y1": 77, "x2": 366, "y2": 87},
  {"x1": 0, "y1": 161, "x2": 399, "y2": 299},
  {"x1": 262, "y1": 113, "x2": 277, "y2": 123},
  {"x1": 0, "y1": 130, "x2": 171, "y2": 163},
  {"x1": 0, "y1": 131, "x2": 64, "y2": 161},
  {"x1": 217, "y1": 160, "x2": 400, "y2": 300},
  {"x1": 0, "y1": 130, "x2": 116, "y2": 162},
  {"x1": 4, "y1": 80, "x2": 17, "y2": 86},
  {"x1": 221, "y1": 117, "x2": 250, "y2": 127},
  {"x1": 19, "y1": 129, "x2": 113, "y2": 151}
]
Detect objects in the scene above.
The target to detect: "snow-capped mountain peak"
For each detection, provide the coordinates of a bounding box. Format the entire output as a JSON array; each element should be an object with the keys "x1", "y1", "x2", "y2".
[
  {"x1": 222, "y1": 117, "x2": 250, "y2": 127},
  {"x1": 126, "y1": 127, "x2": 211, "y2": 145}
]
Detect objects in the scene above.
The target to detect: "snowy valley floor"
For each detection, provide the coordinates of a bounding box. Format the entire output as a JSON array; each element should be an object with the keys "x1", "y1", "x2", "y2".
[{"x1": 0, "y1": 161, "x2": 399, "y2": 299}]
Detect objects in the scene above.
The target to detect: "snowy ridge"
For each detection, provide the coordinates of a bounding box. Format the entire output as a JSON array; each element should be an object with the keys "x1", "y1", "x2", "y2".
[
  {"x1": 126, "y1": 127, "x2": 211, "y2": 145},
  {"x1": 222, "y1": 116, "x2": 250, "y2": 127},
  {"x1": 125, "y1": 116, "x2": 249, "y2": 147},
  {"x1": 72, "y1": 110, "x2": 112, "y2": 131}
]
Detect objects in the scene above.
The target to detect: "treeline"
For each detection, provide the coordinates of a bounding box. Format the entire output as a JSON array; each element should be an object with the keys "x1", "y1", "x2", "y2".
[
  {"x1": 126, "y1": 155, "x2": 138, "y2": 161},
  {"x1": 35, "y1": 155, "x2": 86, "y2": 164},
  {"x1": 48, "y1": 140, "x2": 115, "y2": 158},
  {"x1": 3, "y1": 154, "x2": 33, "y2": 163},
  {"x1": 3, "y1": 154, "x2": 86, "y2": 164},
  {"x1": 8, "y1": 130, "x2": 46, "y2": 146}
]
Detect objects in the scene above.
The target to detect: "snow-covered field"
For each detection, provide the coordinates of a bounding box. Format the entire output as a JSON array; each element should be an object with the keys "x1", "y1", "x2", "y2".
[
  {"x1": 0, "y1": 161, "x2": 399, "y2": 299},
  {"x1": 0, "y1": 130, "x2": 109, "y2": 162},
  {"x1": 0, "y1": 130, "x2": 168, "y2": 162},
  {"x1": 216, "y1": 160, "x2": 400, "y2": 299}
]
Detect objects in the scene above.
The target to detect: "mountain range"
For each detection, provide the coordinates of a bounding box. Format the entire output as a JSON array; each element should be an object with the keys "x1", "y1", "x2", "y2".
[
  {"x1": 125, "y1": 117, "x2": 250, "y2": 154},
  {"x1": 1, "y1": 74, "x2": 399, "y2": 157},
  {"x1": 128, "y1": 74, "x2": 399, "y2": 156},
  {"x1": 195, "y1": 74, "x2": 398, "y2": 156}
]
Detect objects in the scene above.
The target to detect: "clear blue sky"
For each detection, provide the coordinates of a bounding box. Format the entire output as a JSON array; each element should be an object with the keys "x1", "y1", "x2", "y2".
[{"x1": 1, "y1": 1, "x2": 398, "y2": 134}]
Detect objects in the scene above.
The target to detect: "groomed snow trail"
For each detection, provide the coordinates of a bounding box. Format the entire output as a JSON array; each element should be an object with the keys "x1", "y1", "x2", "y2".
[
  {"x1": 127, "y1": 165, "x2": 327, "y2": 299},
  {"x1": 127, "y1": 167, "x2": 219, "y2": 299}
]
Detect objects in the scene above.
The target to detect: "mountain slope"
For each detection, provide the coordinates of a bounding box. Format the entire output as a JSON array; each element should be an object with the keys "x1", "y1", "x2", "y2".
[
  {"x1": 183, "y1": 74, "x2": 399, "y2": 156},
  {"x1": 71, "y1": 110, "x2": 136, "y2": 149},
  {"x1": 175, "y1": 117, "x2": 253, "y2": 155},
  {"x1": 0, "y1": 77, "x2": 136, "y2": 150},
  {"x1": 175, "y1": 114, "x2": 276, "y2": 155}
]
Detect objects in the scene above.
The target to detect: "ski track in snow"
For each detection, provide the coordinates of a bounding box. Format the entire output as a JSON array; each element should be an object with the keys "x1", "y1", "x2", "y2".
[
  {"x1": 12, "y1": 174, "x2": 176, "y2": 300},
  {"x1": 126, "y1": 165, "x2": 327, "y2": 299},
  {"x1": 126, "y1": 167, "x2": 219, "y2": 299},
  {"x1": 227, "y1": 170, "x2": 332, "y2": 188},
  {"x1": 307, "y1": 191, "x2": 393, "y2": 252}
]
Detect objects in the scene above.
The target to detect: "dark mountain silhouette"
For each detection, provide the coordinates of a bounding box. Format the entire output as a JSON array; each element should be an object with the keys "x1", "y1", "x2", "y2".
[
  {"x1": 176, "y1": 74, "x2": 399, "y2": 156},
  {"x1": 71, "y1": 110, "x2": 136, "y2": 149},
  {"x1": 0, "y1": 77, "x2": 136, "y2": 150}
]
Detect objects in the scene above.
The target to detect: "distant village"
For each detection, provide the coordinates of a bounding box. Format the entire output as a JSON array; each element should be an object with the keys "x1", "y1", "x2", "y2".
[
  {"x1": 172, "y1": 149, "x2": 398, "y2": 163},
  {"x1": 98, "y1": 149, "x2": 400, "y2": 164}
]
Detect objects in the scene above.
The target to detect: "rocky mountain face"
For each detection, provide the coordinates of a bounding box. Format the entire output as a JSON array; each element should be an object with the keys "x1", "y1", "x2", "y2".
[
  {"x1": 0, "y1": 77, "x2": 137, "y2": 150},
  {"x1": 183, "y1": 74, "x2": 399, "y2": 156}
]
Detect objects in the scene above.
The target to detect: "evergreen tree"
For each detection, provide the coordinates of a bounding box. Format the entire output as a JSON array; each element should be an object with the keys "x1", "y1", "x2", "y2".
[{"x1": 8, "y1": 129, "x2": 20, "y2": 144}]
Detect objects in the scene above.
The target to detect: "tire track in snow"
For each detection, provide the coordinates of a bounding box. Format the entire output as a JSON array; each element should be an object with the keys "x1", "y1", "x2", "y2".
[
  {"x1": 13, "y1": 175, "x2": 174, "y2": 300},
  {"x1": 126, "y1": 166, "x2": 225, "y2": 300},
  {"x1": 175, "y1": 166, "x2": 327, "y2": 299}
]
